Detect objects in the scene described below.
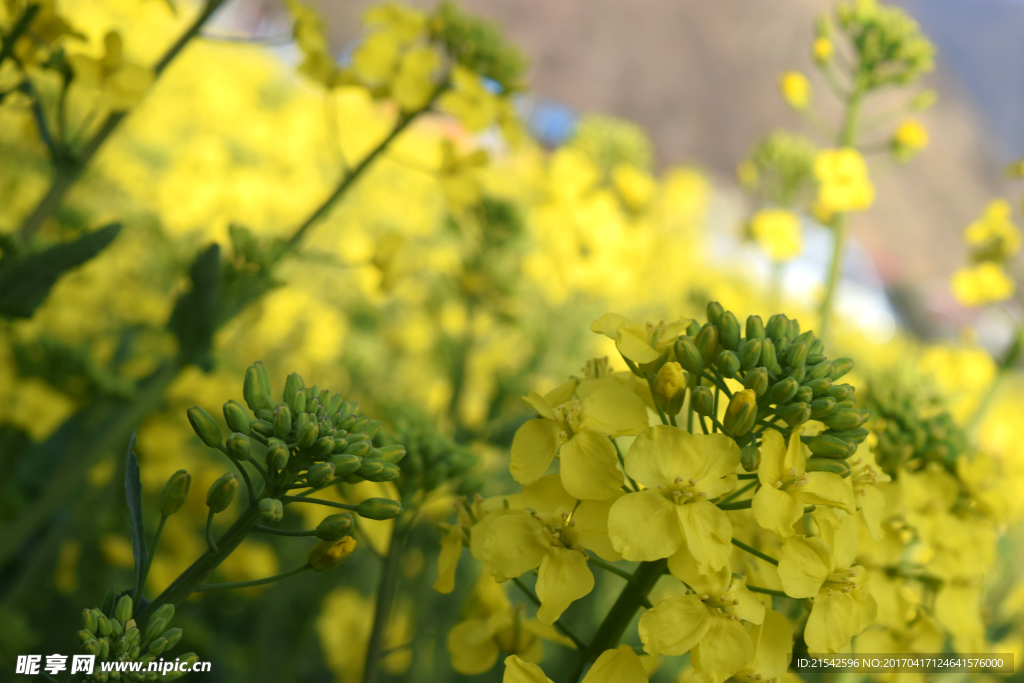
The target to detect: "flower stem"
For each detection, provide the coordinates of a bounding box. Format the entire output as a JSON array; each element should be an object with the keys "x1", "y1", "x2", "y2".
[
  {"x1": 134, "y1": 515, "x2": 166, "y2": 603},
  {"x1": 0, "y1": 4, "x2": 40, "y2": 71},
  {"x1": 747, "y1": 585, "x2": 788, "y2": 598},
  {"x1": 720, "y1": 480, "x2": 757, "y2": 505},
  {"x1": 205, "y1": 510, "x2": 218, "y2": 553},
  {"x1": 250, "y1": 525, "x2": 316, "y2": 537},
  {"x1": 279, "y1": 496, "x2": 358, "y2": 512},
  {"x1": 718, "y1": 499, "x2": 753, "y2": 510},
  {"x1": 511, "y1": 577, "x2": 587, "y2": 650},
  {"x1": 194, "y1": 563, "x2": 311, "y2": 592},
  {"x1": 362, "y1": 520, "x2": 409, "y2": 683},
  {"x1": 587, "y1": 556, "x2": 635, "y2": 584},
  {"x1": 731, "y1": 538, "x2": 779, "y2": 566}
]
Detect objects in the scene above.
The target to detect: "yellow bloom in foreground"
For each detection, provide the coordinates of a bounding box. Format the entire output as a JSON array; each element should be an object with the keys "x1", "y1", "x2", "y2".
[
  {"x1": 752, "y1": 428, "x2": 855, "y2": 538},
  {"x1": 503, "y1": 645, "x2": 648, "y2": 683},
  {"x1": 511, "y1": 379, "x2": 648, "y2": 500},
  {"x1": 951, "y1": 262, "x2": 1015, "y2": 306},
  {"x1": 778, "y1": 71, "x2": 811, "y2": 110},
  {"x1": 750, "y1": 209, "x2": 802, "y2": 261},
  {"x1": 591, "y1": 313, "x2": 692, "y2": 366},
  {"x1": 608, "y1": 426, "x2": 738, "y2": 573},
  {"x1": 813, "y1": 148, "x2": 875, "y2": 215},
  {"x1": 963, "y1": 198, "x2": 1022, "y2": 261},
  {"x1": 847, "y1": 443, "x2": 889, "y2": 540},
  {"x1": 434, "y1": 493, "x2": 522, "y2": 594},
  {"x1": 778, "y1": 513, "x2": 877, "y2": 653},
  {"x1": 482, "y1": 475, "x2": 621, "y2": 623},
  {"x1": 736, "y1": 609, "x2": 794, "y2": 682}
]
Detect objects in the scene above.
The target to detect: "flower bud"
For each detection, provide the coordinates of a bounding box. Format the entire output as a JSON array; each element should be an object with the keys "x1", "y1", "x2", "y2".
[
  {"x1": 329, "y1": 453, "x2": 362, "y2": 475},
  {"x1": 344, "y1": 440, "x2": 372, "y2": 458},
  {"x1": 741, "y1": 445, "x2": 760, "y2": 472},
  {"x1": 830, "y1": 358, "x2": 854, "y2": 381},
  {"x1": 110, "y1": 617, "x2": 124, "y2": 637},
  {"x1": 223, "y1": 400, "x2": 251, "y2": 436},
  {"x1": 746, "y1": 315, "x2": 765, "y2": 341},
  {"x1": 206, "y1": 473, "x2": 238, "y2": 513},
  {"x1": 363, "y1": 419, "x2": 383, "y2": 439},
  {"x1": 312, "y1": 436, "x2": 335, "y2": 459},
  {"x1": 349, "y1": 415, "x2": 370, "y2": 433},
  {"x1": 804, "y1": 457, "x2": 850, "y2": 476},
  {"x1": 331, "y1": 437, "x2": 350, "y2": 454},
  {"x1": 794, "y1": 386, "x2": 813, "y2": 404},
  {"x1": 225, "y1": 433, "x2": 251, "y2": 461},
  {"x1": 162, "y1": 628, "x2": 182, "y2": 649},
  {"x1": 283, "y1": 372, "x2": 304, "y2": 409},
  {"x1": 356, "y1": 497, "x2": 403, "y2": 520},
  {"x1": 325, "y1": 393, "x2": 345, "y2": 418},
  {"x1": 778, "y1": 402, "x2": 811, "y2": 427},
  {"x1": 98, "y1": 637, "x2": 109, "y2": 660},
  {"x1": 803, "y1": 377, "x2": 833, "y2": 396},
  {"x1": 297, "y1": 422, "x2": 319, "y2": 448},
  {"x1": 765, "y1": 314, "x2": 788, "y2": 342},
  {"x1": 376, "y1": 444, "x2": 407, "y2": 464},
  {"x1": 366, "y1": 461, "x2": 400, "y2": 482},
  {"x1": 691, "y1": 385, "x2": 714, "y2": 416},
  {"x1": 251, "y1": 419, "x2": 274, "y2": 437},
  {"x1": 187, "y1": 406, "x2": 223, "y2": 448},
  {"x1": 114, "y1": 595, "x2": 133, "y2": 623},
  {"x1": 266, "y1": 443, "x2": 290, "y2": 472},
  {"x1": 810, "y1": 397, "x2": 837, "y2": 419},
  {"x1": 806, "y1": 435, "x2": 854, "y2": 459},
  {"x1": 822, "y1": 408, "x2": 869, "y2": 431},
  {"x1": 719, "y1": 311, "x2": 741, "y2": 351},
  {"x1": 738, "y1": 338, "x2": 761, "y2": 371},
  {"x1": 674, "y1": 334, "x2": 704, "y2": 378},
  {"x1": 695, "y1": 323, "x2": 719, "y2": 368},
  {"x1": 724, "y1": 390, "x2": 757, "y2": 437},
  {"x1": 258, "y1": 497, "x2": 284, "y2": 523},
  {"x1": 307, "y1": 462, "x2": 335, "y2": 488},
  {"x1": 356, "y1": 458, "x2": 386, "y2": 479},
  {"x1": 785, "y1": 342, "x2": 808, "y2": 369},
  {"x1": 808, "y1": 360, "x2": 833, "y2": 380},
  {"x1": 824, "y1": 427, "x2": 869, "y2": 444},
  {"x1": 715, "y1": 351, "x2": 740, "y2": 379},
  {"x1": 315, "y1": 513, "x2": 354, "y2": 541},
  {"x1": 825, "y1": 383, "x2": 854, "y2": 402},
  {"x1": 159, "y1": 470, "x2": 191, "y2": 517},
  {"x1": 273, "y1": 405, "x2": 293, "y2": 440},
  {"x1": 654, "y1": 361, "x2": 686, "y2": 399},
  {"x1": 760, "y1": 338, "x2": 777, "y2": 371},
  {"x1": 769, "y1": 377, "x2": 798, "y2": 403},
  {"x1": 83, "y1": 639, "x2": 101, "y2": 657},
  {"x1": 291, "y1": 389, "x2": 307, "y2": 416},
  {"x1": 151, "y1": 604, "x2": 175, "y2": 622},
  {"x1": 706, "y1": 300, "x2": 724, "y2": 326},
  {"x1": 243, "y1": 366, "x2": 267, "y2": 412},
  {"x1": 82, "y1": 609, "x2": 98, "y2": 633},
  {"x1": 144, "y1": 617, "x2": 167, "y2": 642},
  {"x1": 308, "y1": 536, "x2": 358, "y2": 572},
  {"x1": 149, "y1": 637, "x2": 168, "y2": 656},
  {"x1": 743, "y1": 367, "x2": 768, "y2": 396}
]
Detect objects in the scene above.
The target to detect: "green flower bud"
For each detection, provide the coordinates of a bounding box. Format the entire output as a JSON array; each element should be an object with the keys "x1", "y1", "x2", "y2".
[
  {"x1": 775, "y1": 336, "x2": 791, "y2": 355},
  {"x1": 803, "y1": 377, "x2": 833, "y2": 396},
  {"x1": 312, "y1": 435, "x2": 335, "y2": 459},
  {"x1": 124, "y1": 627, "x2": 140, "y2": 647},
  {"x1": 99, "y1": 636, "x2": 110, "y2": 660},
  {"x1": 187, "y1": 406, "x2": 222, "y2": 448},
  {"x1": 223, "y1": 400, "x2": 251, "y2": 436},
  {"x1": 151, "y1": 604, "x2": 175, "y2": 623},
  {"x1": 253, "y1": 360, "x2": 272, "y2": 400},
  {"x1": 256, "y1": 407, "x2": 274, "y2": 421},
  {"x1": 325, "y1": 393, "x2": 344, "y2": 418},
  {"x1": 706, "y1": 300, "x2": 725, "y2": 326},
  {"x1": 162, "y1": 628, "x2": 182, "y2": 649},
  {"x1": 769, "y1": 377, "x2": 798, "y2": 403},
  {"x1": 332, "y1": 437, "x2": 350, "y2": 454},
  {"x1": 806, "y1": 434, "x2": 854, "y2": 459},
  {"x1": 251, "y1": 419, "x2": 274, "y2": 437},
  {"x1": 297, "y1": 422, "x2": 319, "y2": 448},
  {"x1": 824, "y1": 427, "x2": 869, "y2": 443},
  {"x1": 258, "y1": 498, "x2": 284, "y2": 523},
  {"x1": 307, "y1": 462, "x2": 335, "y2": 488},
  {"x1": 765, "y1": 314, "x2": 788, "y2": 341},
  {"x1": 810, "y1": 397, "x2": 837, "y2": 419},
  {"x1": 794, "y1": 386, "x2": 813, "y2": 404},
  {"x1": 291, "y1": 389, "x2": 307, "y2": 416},
  {"x1": 695, "y1": 323, "x2": 720, "y2": 368},
  {"x1": 283, "y1": 372, "x2": 304, "y2": 409},
  {"x1": 110, "y1": 617, "x2": 124, "y2": 637},
  {"x1": 830, "y1": 358, "x2": 854, "y2": 381},
  {"x1": 822, "y1": 408, "x2": 869, "y2": 431},
  {"x1": 267, "y1": 443, "x2": 290, "y2": 472},
  {"x1": 366, "y1": 462, "x2": 400, "y2": 482},
  {"x1": 686, "y1": 320, "x2": 701, "y2": 336},
  {"x1": 787, "y1": 367, "x2": 806, "y2": 384},
  {"x1": 724, "y1": 389, "x2": 757, "y2": 437},
  {"x1": 804, "y1": 457, "x2": 850, "y2": 476},
  {"x1": 741, "y1": 445, "x2": 760, "y2": 472},
  {"x1": 719, "y1": 311, "x2": 741, "y2": 351},
  {"x1": 83, "y1": 639, "x2": 101, "y2": 656},
  {"x1": 716, "y1": 350, "x2": 740, "y2": 379},
  {"x1": 83, "y1": 608, "x2": 98, "y2": 633},
  {"x1": 674, "y1": 334, "x2": 704, "y2": 379},
  {"x1": 356, "y1": 458, "x2": 386, "y2": 479},
  {"x1": 376, "y1": 444, "x2": 407, "y2": 464},
  {"x1": 808, "y1": 360, "x2": 833, "y2": 380},
  {"x1": 344, "y1": 440, "x2": 372, "y2": 457},
  {"x1": 148, "y1": 637, "x2": 168, "y2": 656},
  {"x1": 787, "y1": 318, "x2": 801, "y2": 341},
  {"x1": 243, "y1": 366, "x2": 267, "y2": 412},
  {"x1": 309, "y1": 536, "x2": 358, "y2": 572},
  {"x1": 743, "y1": 367, "x2": 768, "y2": 396},
  {"x1": 295, "y1": 411, "x2": 311, "y2": 434},
  {"x1": 691, "y1": 385, "x2": 715, "y2": 416},
  {"x1": 273, "y1": 405, "x2": 293, "y2": 440},
  {"x1": 158, "y1": 470, "x2": 191, "y2": 518},
  {"x1": 329, "y1": 453, "x2": 362, "y2": 475},
  {"x1": 315, "y1": 513, "x2": 354, "y2": 541},
  {"x1": 778, "y1": 402, "x2": 811, "y2": 427},
  {"x1": 114, "y1": 595, "x2": 133, "y2": 623},
  {"x1": 738, "y1": 339, "x2": 761, "y2": 371},
  {"x1": 97, "y1": 615, "x2": 112, "y2": 637},
  {"x1": 206, "y1": 473, "x2": 238, "y2": 513},
  {"x1": 785, "y1": 342, "x2": 808, "y2": 369},
  {"x1": 760, "y1": 338, "x2": 777, "y2": 371},
  {"x1": 364, "y1": 419, "x2": 383, "y2": 439},
  {"x1": 825, "y1": 383, "x2": 854, "y2": 402},
  {"x1": 794, "y1": 329, "x2": 815, "y2": 345},
  {"x1": 144, "y1": 617, "x2": 167, "y2": 642},
  {"x1": 226, "y1": 433, "x2": 251, "y2": 461},
  {"x1": 349, "y1": 415, "x2": 370, "y2": 433},
  {"x1": 356, "y1": 497, "x2": 403, "y2": 520},
  {"x1": 745, "y1": 315, "x2": 765, "y2": 341},
  {"x1": 78, "y1": 629, "x2": 95, "y2": 642}
]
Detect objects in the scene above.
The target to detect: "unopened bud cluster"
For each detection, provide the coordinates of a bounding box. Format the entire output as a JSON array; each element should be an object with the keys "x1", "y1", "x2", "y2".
[{"x1": 379, "y1": 407, "x2": 479, "y2": 502}]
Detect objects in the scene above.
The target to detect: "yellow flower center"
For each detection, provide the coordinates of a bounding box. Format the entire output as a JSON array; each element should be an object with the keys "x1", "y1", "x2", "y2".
[
  {"x1": 773, "y1": 466, "x2": 808, "y2": 492},
  {"x1": 849, "y1": 457, "x2": 878, "y2": 494},
  {"x1": 532, "y1": 511, "x2": 583, "y2": 551},
  {"x1": 823, "y1": 567, "x2": 857, "y2": 595},
  {"x1": 553, "y1": 400, "x2": 583, "y2": 435},
  {"x1": 658, "y1": 477, "x2": 707, "y2": 505},
  {"x1": 695, "y1": 591, "x2": 741, "y2": 620}
]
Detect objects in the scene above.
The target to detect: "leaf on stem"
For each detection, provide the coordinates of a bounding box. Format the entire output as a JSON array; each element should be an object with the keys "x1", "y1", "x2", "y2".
[{"x1": 124, "y1": 431, "x2": 147, "y2": 599}]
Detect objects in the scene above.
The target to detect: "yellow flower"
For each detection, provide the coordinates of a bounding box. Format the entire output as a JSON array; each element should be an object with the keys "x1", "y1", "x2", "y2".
[
  {"x1": 737, "y1": 609, "x2": 794, "y2": 682},
  {"x1": 935, "y1": 581, "x2": 987, "y2": 653},
  {"x1": 511, "y1": 379, "x2": 648, "y2": 500},
  {"x1": 482, "y1": 474, "x2": 621, "y2": 624},
  {"x1": 68, "y1": 31, "x2": 154, "y2": 111},
  {"x1": 608, "y1": 426, "x2": 738, "y2": 572},
  {"x1": 813, "y1": 148, "x2": 875, "y2": 215},
  {"x1": 591, "y1": 313, "x2": 692, "y2": 366},
  {"x1": 612, "y1": 163, "x2": 657, "y2": 211},
  {"x1": 439, "y1": 66, "x2": 501, "y2": 132},
  {"x1": 813, "y1": 37, "x2": 834, "y2": 62},
  {"x1": 640, "y1": 549, "x2": 763, "y2": 683},
  {"x1": 963, "y1": 198, "x2": 1022, "y2": 261},
  {"x1": 653, "y1": 362, "x2": 686, "y2": 400},
  {"x1": 434, "y1": 493, "x2": 523, "y2": 594},
  {"x1": 892, "y1": 119, "x2": 929, "y2": 153},
  {"x1": 391, "y1": 46, "x2": 442, "y2": 111},
  {"x1": 847, "y1": 442, "x2": 889, "y2": 540},
  {"x1": 778, "y1": 71, "x2": 811, "y2": 110},
  {"x1": 951, "y1": 262, "x2": 1015, "y2": 307},
  {"x1": 503, "y1": 645, "x2": 648, "y2": 683},
  {"x1": 777, "y1": 512, "x2": 877, "y2": 653},
  {"x1": 750, "y1": 209, "x2": 802, "y2": 261}
]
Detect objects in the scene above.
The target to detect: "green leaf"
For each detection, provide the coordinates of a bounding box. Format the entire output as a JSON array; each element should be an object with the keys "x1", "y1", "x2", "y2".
[
  {"x1": 124, "y1": 431, "x2": 147, "y2": 599},
  {"x1": 0, "y1": 223, "x2": 121, "y2": 318},
  {"x1": 167, "y1": 244, "x2": 220, "y2": 367}
]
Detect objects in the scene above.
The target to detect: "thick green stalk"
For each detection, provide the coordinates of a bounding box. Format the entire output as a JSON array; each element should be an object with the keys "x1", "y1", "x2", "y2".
[
  {"x1": 362, "y1": 520, "x2": 409, "y2": 683},
  {"x1": 195, "y1": 563, "x2": 311, "y2": 592},
  {"x1": 134, "y1": 514, "x2": 167, "y2": 603}
]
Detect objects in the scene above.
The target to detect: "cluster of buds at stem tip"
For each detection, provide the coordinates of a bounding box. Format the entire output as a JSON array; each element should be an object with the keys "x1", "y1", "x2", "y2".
[{"x1": 77, "y1": 598, "x2": 193, "y2": 681}]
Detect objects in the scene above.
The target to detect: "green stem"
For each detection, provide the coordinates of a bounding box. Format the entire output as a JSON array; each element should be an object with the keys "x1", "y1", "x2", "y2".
[
  {"x1": 718, "y1": 499, "x2": 752, "y2": 510},
  {"x1": 747, "y1": 585, "x2": 788, "y2": 598},
  {"x1": 194, "y1": 563, "x2": 311, "y2": 592},
  {"x1": 720, "y1": 481, "x2": 757, "y2": 505},
  {"x1": 611, "y1": 438, "x2": 638, "y2": 492},
  {"x1": 205, "y1": 509, "x2": 218, "y2": 553},
  {"x1": 279, "y1": 496, "x2": 357, "y2": 512},
  {"x1": 731, "y1": 538, "x2": 779, "y2": 566},
  {"x1": 362, "y1": 520, "x2": 409, "y2": 683},
  {"x1": 587, "y1": 556, "x2": 635, "y2": 584},
  {"x1": 511, "y1": 577, "x2": 587, "y2": 651},
  {"x1": 251, "y1": 525, "x2": 316, "y2": 537},
  {"x1": 134, "y1": 515, "x2": 166, "y2": 603},
  {"x1": 0, "y1": 4, "x2": 39, "y2": 70},
  {"x1": 737, "y1": 472, "x2": 759, "y2": 480}
]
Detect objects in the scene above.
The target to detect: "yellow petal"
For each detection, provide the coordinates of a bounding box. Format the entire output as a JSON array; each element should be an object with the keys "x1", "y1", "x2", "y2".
[
  {"x1": 778, "y1": 536, "x2": 832, "y2": 598},
  {"x1": 726, "y1": 576, "x2": 766, "y2": 625},
  {"x1": 616, "y1": 322, "x2": 662, "y2": 364},
  {"x1": 522, "y1": 392, "x2": 554, "y2": 419},
  {"x1": 582, "y1": 644, "x2": 649, "y2": 683},
  {"x1": 502, "y1": 655, "x2": 554, "y2": 683},
  {"x1": 510, "y1": 419, "x2": 562, "y2": 485},
  {"x1": 676, "y1": 500, "x2": 733, "y2": 574},
  {"x1": 523, "y1": 474, "x2": 577, "y2": 520},
  {"x1": 483, "y1": 513, "x2": 550, "y2": 582},
  {"x1": 757, "y1": 429, "x2": 787, "y2": 487},
  {"x1": 536, "y1": 547, "x2": 594, "y2": 624},
  {"x1": 752, "y1": 484, "x2": 803, "y2": 538},
  {"x1": 746, "y1": 609, "x2": 793, "y2": 679},
  {"x1": 544, "y1": 378, "x2": 580, "y2": 408},
  {"x1": 608, "y1": 490, "x2": 683, "y2": 561},
  {"x1": 805, "y1": 591, "x2": 862, "y2": 653},
  {"x1": 572, "y1": 494, "x2": 624, "y2": 561},
  {"x1": 624, "y1": 426, "x2": 703, "y2": 489},
  {"x1": 448, "y1": 618, "x2": 500, "y2": 674},
  {"x1": 783, "y1": 426, "x2": 808, "y2": 475},
  {"x1": 691, "y1": 617, "x2": 755, "y2": 683},
  {"x1": 560, "y1": 429, "x2": 624, "y2": 501},
  {"x1": 858, "y1": 485, "x2": 886, "y2": 541},
  {"x1": 796, "y1": 472, "x2": 856, "y2": 514},
  {"x1": 590, "y1": 313, "x2": 632, "y2": 340},
  {"x1": 580, "y1": 387, "x2": 649, "y2": 437},
  {"x1": 667, "y1": 543, "x2": 731, "y2": 595},
  {"x1": 639, "y1": 595, "x2": 712, "y2": 656},
  {"x1": 692, "y1": 433, "x2": 743, "y2": 489},
  {"x1": 432, "y1": 525, "x2": 463, "y2": 594}
]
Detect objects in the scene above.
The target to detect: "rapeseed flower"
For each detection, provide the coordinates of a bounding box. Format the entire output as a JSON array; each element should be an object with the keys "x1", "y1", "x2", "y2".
[
  {"x1": 813, "y1": 148, "x2": 875, "y2": 216},
  {"x1": 750, "y1": 209, "x2": 802, "y2": 261},
  {"x1": 951, "y1": 262, "x2": 1015, "y2": 307}
]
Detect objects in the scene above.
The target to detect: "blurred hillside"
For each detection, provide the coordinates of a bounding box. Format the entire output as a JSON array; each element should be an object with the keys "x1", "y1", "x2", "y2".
[{"x1": 293, "y1": 0, "x2": 1020, "y2": 293}]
